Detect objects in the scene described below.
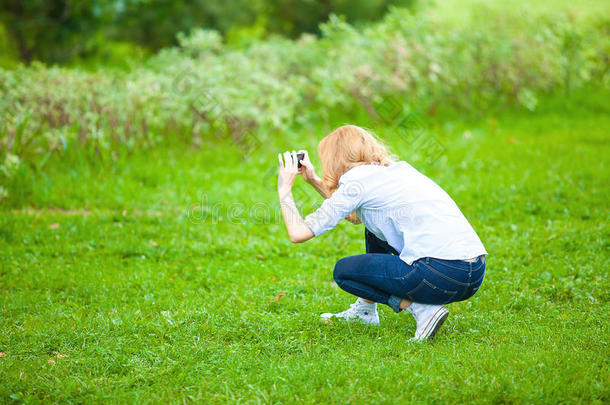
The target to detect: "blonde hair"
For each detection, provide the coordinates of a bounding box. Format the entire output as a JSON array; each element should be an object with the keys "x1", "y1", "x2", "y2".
[{"x1": 318, "y1": 125, "x2": 395, "y2": 193}]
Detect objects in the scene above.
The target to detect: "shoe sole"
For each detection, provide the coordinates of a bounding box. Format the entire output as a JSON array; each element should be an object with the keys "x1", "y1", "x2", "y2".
[
  {"x1": 319, "y1": 314, "x2": 380, "y2": 326},
  {"x1": 419, "y1": 308, "x2": 449, "y2": 340}
]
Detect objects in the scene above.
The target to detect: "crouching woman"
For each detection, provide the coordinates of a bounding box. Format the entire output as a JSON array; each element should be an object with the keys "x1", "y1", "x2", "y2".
[{"x1": 277, "y1": 125, "x2": 487, "y2": 340}]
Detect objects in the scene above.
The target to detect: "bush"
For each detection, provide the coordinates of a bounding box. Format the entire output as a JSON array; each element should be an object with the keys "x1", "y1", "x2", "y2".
[{"x1": 0, "y1": 4, "x2": 608, "y2": 176}]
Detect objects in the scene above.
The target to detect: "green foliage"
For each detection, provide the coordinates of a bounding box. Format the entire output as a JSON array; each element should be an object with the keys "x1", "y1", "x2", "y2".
[
  {"x1": 0, "y1": 3, "x2": 608, "y2": 181},
  {"x1": 260, "y1": 0, "x2": 416, "y2": 38},
  {"x1": 0, "y1": 0, "x2": 413, "y2": 64},
  {"x1": 0, "y1": 23, "x2": 18, "y2": 68},
  {"x1": 110, "y1": 0, "x2": 263, "y2": 51},
  {"x1": 0, "y1": 110, "x2": 608, "y2": 402},
  {"x1": 0, "y1": 0, "x2": 107, "y2": 63}
]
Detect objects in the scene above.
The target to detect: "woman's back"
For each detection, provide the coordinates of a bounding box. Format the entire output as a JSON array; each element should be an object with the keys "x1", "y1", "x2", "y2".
[{"x1": 306, "y1": 161, "x2": 487, "y2": 264}]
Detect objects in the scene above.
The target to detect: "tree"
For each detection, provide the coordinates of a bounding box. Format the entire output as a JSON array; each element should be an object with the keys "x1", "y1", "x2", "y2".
[
  {"x1": 0, "y1": 0, "x2": 110, "y2": 63},
  {"x1": 0, "y1": 0, "x2": 416, "y2": 64}
]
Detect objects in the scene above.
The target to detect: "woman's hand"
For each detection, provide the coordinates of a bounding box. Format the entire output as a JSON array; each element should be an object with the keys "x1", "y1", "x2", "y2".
[
  {"x1": 297, "y1": 149, "x2": 330, "y2": 198},
  {"x1": 297, "y1": 150, "x2": 319, "y2": 184},
  {"x1": 278, "y1": 151, "x2": 299, "y2": 192},
  {"x1": 277, "y1": 150, "x2": 315, "y2": 243}
]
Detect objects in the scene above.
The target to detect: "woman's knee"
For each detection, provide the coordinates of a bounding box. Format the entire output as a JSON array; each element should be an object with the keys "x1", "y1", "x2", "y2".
[{"x1": 333, "y1": 257, "x2": 353, "y2": 284}]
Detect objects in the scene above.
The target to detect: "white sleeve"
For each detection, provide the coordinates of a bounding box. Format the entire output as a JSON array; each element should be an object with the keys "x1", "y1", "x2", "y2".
[{"x1": 303, "y1": 180, "x2": 364, "y2": 237}]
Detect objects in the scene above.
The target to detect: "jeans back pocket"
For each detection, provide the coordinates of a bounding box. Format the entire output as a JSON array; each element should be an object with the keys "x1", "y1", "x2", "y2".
[{"x1": 406, "y1": 278, "x2": 459, "y2": 305}]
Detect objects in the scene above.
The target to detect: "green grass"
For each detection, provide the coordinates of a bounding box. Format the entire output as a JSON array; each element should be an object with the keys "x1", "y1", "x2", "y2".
[{"x1": 1, "y1": 100, "x2": 609, "y2": 403}]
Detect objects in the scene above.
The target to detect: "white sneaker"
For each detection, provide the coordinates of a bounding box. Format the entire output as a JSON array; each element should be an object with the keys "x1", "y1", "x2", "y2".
[
  {"x1": 407, "y1": 303, "x2": 449, "y2": 341},
  {"x1": 320, "y1": 298, "x2": 380, "y2": 325}
]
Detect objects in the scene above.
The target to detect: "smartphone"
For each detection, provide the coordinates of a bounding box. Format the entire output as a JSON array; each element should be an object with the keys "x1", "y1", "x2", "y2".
[{"x1": 296, "y1": 152, "x2": 305, "y2": 168}]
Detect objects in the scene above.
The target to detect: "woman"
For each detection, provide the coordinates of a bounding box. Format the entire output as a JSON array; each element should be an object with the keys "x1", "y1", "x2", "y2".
[{"x1": 277, "y1": 125, "x2": 487, "y2": 341}]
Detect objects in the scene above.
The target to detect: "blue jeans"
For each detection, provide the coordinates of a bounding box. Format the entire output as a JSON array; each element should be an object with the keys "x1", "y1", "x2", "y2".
[{"x1": 333, "y1": 229, "x2": 486, "y2": 312}]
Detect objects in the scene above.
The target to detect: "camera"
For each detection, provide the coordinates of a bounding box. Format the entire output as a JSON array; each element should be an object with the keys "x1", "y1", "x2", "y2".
[{"x1": 296, "y1": 152, "x2": 305, "y2": 168}]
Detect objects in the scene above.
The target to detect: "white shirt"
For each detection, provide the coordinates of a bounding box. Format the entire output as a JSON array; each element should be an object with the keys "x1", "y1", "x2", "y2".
[{"x1": 304, "y1": 161, "x2": 487, "y2": 265}]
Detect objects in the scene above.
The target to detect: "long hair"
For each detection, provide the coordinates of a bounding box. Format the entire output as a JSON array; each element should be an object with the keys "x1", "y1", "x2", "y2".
[{"x1": 318, "y1": 125, "x2": 396, "y2": 194}]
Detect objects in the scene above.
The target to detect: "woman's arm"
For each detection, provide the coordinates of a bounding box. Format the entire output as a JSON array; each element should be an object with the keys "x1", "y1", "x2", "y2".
[
  {"x1": 278, "y1": 151, "x2": 314, "y2": 243},
  {"x1": 298, "y1": 150, "x2": 361, "y2": 224},
  {"x1": 307, "y1": 176, "x2": 330, "y2": 198}
]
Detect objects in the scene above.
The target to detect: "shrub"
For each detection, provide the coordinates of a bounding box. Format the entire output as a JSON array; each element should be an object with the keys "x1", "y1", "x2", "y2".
[{"x1": 0, "y1": 4, "x2": 608, "y2": 175}]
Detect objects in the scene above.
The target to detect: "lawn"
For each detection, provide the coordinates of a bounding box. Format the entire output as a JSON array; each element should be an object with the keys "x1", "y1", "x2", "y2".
[{"x1": 1, "y1": 100, "x2": 609, "y2": 403}]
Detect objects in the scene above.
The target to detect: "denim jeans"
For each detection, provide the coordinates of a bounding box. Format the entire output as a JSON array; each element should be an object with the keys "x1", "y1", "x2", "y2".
[{"x1": 333, "y1": 229, "x2": 486, "y2": 312}]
